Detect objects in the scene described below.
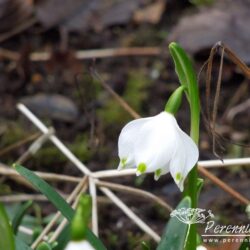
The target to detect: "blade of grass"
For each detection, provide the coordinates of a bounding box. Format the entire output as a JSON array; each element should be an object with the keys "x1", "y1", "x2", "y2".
[
  {"x1": 0, "y1": 202, "x2": 15, "y2": 250},
  {"x1": 15, "y1": 236, "x2": 32, "y2": 250},
  {"x1": 12, "y1": 200, "x2": 33, "y2": 234},
  {"x1": 13, "y1": 164, "x2": 107, "y2": 250}
]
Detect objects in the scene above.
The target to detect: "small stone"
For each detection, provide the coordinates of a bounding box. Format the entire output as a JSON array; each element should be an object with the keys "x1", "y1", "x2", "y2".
[{"x1": 20, "y1": 94, "x2": 79, "y2": 122}]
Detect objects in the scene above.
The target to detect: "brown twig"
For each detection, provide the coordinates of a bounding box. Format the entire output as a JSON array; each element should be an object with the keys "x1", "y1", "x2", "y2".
[
  {"x1": 31, "y1": 176, "x2": 87, "y2": 249},
  {"x1": 91, "y1": 69, "x2": 141, "y2": 119},
  {"x1": 198, "y1": 167, "x2": 250, "y2": 205},
  {"x1": 0, "y1": 47, "x2": 160, "y2": 62},
  {"x1": 0, "y1": 132, "x2": 40, "y2": 157},
  {"x1": 0, "y1": 163, "x2": 81, "y2": 183},
  {"x1": 0, "y1": 17, "x2": 37, "y2": 44},
  {"x1": 96, "y1": 179, "x2": 172, "y2": 212}
]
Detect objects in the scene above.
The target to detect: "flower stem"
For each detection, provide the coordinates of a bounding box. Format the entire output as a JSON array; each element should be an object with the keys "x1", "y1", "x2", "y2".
[{"x1": 169, "y1": 42, "x2": 200, "y2": 250}]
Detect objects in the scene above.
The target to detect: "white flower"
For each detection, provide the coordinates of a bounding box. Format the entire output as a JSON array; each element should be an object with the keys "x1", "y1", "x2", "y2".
[
  {"x1": 65, "y1": 240, "x2": 95, "y2": 250},
  {"x1": 196, "y1": 246, "x2": 207, "y2": 250},
  {"x1": 118, "y1": 111, "x2": 199, "y2": 191}
]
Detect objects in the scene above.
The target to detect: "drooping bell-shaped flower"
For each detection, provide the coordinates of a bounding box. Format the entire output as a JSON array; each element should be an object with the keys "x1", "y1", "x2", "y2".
[
  {"x1": 65, "y1": 240, "x2": 95, "y2": 250},
  {"x1": 118, "y1": 111, "x2": 199, "y2": 191}
]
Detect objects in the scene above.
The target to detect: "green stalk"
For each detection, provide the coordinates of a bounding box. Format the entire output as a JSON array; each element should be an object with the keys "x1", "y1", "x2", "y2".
[{"x1": 169, "y1": 42, "x2": 200, "y2": 250}]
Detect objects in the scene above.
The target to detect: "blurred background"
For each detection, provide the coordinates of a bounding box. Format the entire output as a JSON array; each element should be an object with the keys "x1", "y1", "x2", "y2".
[{"x1": 0, "y1": 0, "x2": 249, "y2": 249}]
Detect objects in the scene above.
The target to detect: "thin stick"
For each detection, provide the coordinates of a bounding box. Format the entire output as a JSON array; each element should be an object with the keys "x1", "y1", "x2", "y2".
[
  {"x1": 99, "y1": 186, "x2": 161, "y2": 242},
  {"x1": 0, "y1": 17, "x2": 37, "y2": 43},
  {"x1": 0, "y1": 164, "x2": 81, "y2": 183},
  {"x1": 91, "y1": 70, "x2": 141, "y2": 119},
  {"x1": 95, "y1": 179, "x2": 172, "y2": 212},
  {"x1": 93, "y1": 159, "x2": 250, "y2": 205},
  {"x1": 212, "y1": 46, "x2": 225, "y2": 158},
  {"x1": 198, "y1": 158, "x2": 250, "y2": 168},
  {"x1": 198, "y1": 167, "x2": 250, "y2": 205},
  {"x1": 30, "y1": 47, "x2": 160, "y2": 61},
  {"x1": 92, "y1": 157, "x2": 250, "y2": 178},
  {"x1": 0, "y1": 194, "x2": 50, "y2": 202},
  {"x1": 0, "y1": 132, "x2": 40, "y2": 157},
  {"x1": 89, "y1": 177, "x2": 99, "y2": 236},
  {"x1": 16, "y1": 128, "x2": 54, "y2": 164},
  {"x1": 48, "y1": 183, "x2": 88, "y2": 243},
  {"x1": 31, "y1": 177, "x2": 87, "y2": 249},
  {"x1": 17, "y1": 103, "x2": 92, "y2": 176},
  {"x1": 19, "y1": 225, "x2": 34, "y2": 236}
]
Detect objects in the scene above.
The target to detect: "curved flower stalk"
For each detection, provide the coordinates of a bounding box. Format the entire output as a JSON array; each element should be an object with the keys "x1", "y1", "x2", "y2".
[{"x1": 118, "y1": 111, "x2": 199, "y2": 191}]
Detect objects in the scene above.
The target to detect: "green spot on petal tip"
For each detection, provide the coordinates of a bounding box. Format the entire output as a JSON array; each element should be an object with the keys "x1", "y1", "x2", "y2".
[
  {"x1": 175, "y1": 172, "x2": 183, "y2": 181},
  {"x1": 137, "y1": 163, "x2": 147, "y2": 174},
  {"x1": 121, "y1": 158, "x2": 127, "y2": 166},
  {"x1": 154, "y1": 169, "x2": 162, "y2": 180}
]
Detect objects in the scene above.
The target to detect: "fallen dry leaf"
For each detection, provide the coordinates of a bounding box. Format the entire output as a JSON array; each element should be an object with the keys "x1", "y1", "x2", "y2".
[
  {"x1": 35, "y1": 0, "x2": 163, "y2": 32},
  {"x1": 133, "y1": 0, "x2": 166, "y2": 24},
  {"x1": 168, "y1": 0, "x2": 250, "y2": 63}
]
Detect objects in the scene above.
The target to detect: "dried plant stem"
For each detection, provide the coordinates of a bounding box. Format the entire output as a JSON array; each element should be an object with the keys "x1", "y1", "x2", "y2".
[
  {"x1": 0, "y1": 163, "x2": 81, "y2": 183},
  {"x1": 48, "y1": 183, "x2": 87, "y2": 243},
  {"x1": 31, "y1": 177, "x2": 87, "y2": 249},
  {"x1": 89, "y1": 177, "x2": 99, "y2": 236},
  {"x1": 17, "y1": 104, "x2": 91, "y2": 176},
  {"x1": 198, "y1": 167, "x2": 250, "y2": 205},
  {"x1": 0, "y1": 47, "x2": 160, "y2": 61},
  {"x1": 198, "y1": 158, "x2": 250, "y2": 168},
  {"x1": 16, "y1": 128, "x2": 55, "y2": 164},
  {"x1": 0, "y1": 17, "x2": 37, "y2": 43},
  {"x1": 21, "y1": 47, "x2": 161, "y2": 61},
  {"x1": 95, "y1": 179, "x2": 172, "y2": 212},
  {"x1": 93, "y1": 157, "x2": 250, "y2": 179},
  {"x1": 91, "y1": 70, "x2": 141, "y2": 119},
  {"x1": 0, "y1": 132, "x2": 40, "y2": 157},
  {"x1": 0, "y1": 194, "x2": 50, "y2": 202},
  {"x1": 99, "y1": 186, "x2": 161, "y2": 242},
  {"x1": 19, "y1": 226, "x2": 34, "y2": 236}
]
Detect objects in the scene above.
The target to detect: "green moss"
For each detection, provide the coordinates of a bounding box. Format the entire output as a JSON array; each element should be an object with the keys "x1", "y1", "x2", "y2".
[
  {"x1": 0, "y1": 122, "x2": 31, "y2": 148},
  {"x1": 33, "y1": 135, "x2": 92, "y2": 166},
  {"x1": 98, "y1": 70, "x2": 150, "y2": 126}
]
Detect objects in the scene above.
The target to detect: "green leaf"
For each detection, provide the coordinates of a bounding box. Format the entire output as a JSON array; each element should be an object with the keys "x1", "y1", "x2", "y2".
[
  {"x1": 239, "y1": 237, "x2": 250, "y2": 250},
  {"x1": 36, "y1": 242, "x2": 52, "y2": 250},
  {"x1": 14, "y1": 164, "x2": 107, "y2": 250},
  {"x1": 53, "y1": 223, "x2": 70, "y2": 250},
  {"x1": 141, "y1": 241, "x2": 151, "y2": 250},
  {"x1": 15, "y1": 236, "x2": 32, "y2": 250},
  {"x1": 157, "y1": 196, "x2": 191, "y2": 250},
  {"x1": 12, "y1": 200, "x2": 33, "y2": 234},
  {"x1": 0, "y1": 202, "x2": 15, "y2": 250}
]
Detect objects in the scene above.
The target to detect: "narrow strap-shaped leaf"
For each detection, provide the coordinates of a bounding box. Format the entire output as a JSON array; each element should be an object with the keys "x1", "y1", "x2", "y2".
[
  {"x1": 12, "y1": 200, "x2": 33, "y2": 234},
  {"x1": 14, "y1": 164, "x2": 107, "y2": 250},
  {"x1": 14, "y1": 164, "x2": 74, "y2": 221},
  {"x1": 157, "y1": 196, "x2": 191, "y2": 250},
  {"x1": 0, "y1": 202, "x2": 15, "y2": 250},
  {"x1": 53, "y1": 223, "x2": 70, "y2": 250},
  {"x1": 15, "y1": 236, "x2": 32, "y2": 250}
]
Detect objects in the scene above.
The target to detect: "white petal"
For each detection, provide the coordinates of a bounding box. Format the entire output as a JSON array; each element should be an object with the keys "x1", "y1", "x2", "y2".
[
  {"x1": 65, "y1": 240, "x2": 95, "y2": 250},
  {"x1": 134, "y1": 112, "x2": 177, "y2": 174},
  {"x1": 169, "y1": 128, "x2": 199, "y2": 191},
  {"x1": 118, "y1": 117, "x2": 150, "y2": 170},
  {"x1": 196, "y1": 246, "x2": 207, "y2": 250}
]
